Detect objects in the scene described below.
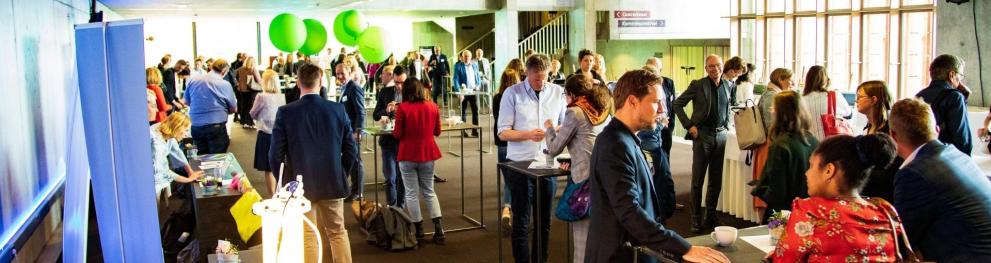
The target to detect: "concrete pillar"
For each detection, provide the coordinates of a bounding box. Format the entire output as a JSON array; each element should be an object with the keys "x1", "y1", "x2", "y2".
[
  {"x1": 936, "y1": 1, "x2": 990, "y2": 107},
  {"x1": 567, "y1": 0, "x2": 596, "y2": 73},
  {"x1": 494, "y1": 1, "x2": 519, "y2": 86}
]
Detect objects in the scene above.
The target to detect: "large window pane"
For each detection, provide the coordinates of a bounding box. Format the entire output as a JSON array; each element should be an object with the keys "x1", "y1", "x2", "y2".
[
  {"x1": 768, "y1": 0, "x2": 786, "y2": 13},
  {"x1": 902, "y1": 0, "x2": 933, "y2": 6},
  {"x1": 767, "y1": 18, "x2": 787, "y2": 71},
  {"x1": 864, "y1": 0, "x2": 891, "y2": 8},
  {"x1": 796, "y1": 16, "x2": 819, "y2": 84},
  {"x1": 902, "y1": 11, "x2": 933, "y2": 97},
  {"x1": 863, "y1": 13, "x2": 890, "y2": 84},
  {"x1": 797, "y1": 0, "x2": 818, "y2": 12},
  {"x1": 741, "y1": 0, "x2": 756, "y2": 14},
  {"x1": 828, "y1": 15, "x2": 853, "y2": 92},
  {"x1": 829, "y1": 0, "x2": 851, "y2": 10},
  {"x1": 740, "y1": 19, "x2": 756, "y2": 64}
]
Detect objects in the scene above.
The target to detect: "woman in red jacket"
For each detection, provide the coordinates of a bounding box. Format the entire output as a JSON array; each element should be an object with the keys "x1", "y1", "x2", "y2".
[
  {"x1": 392, "y1": 77, "x2": 445, "y2": 245},
  {"x1": 147, "y1": 67, "x2": 171, "y2": 124}
]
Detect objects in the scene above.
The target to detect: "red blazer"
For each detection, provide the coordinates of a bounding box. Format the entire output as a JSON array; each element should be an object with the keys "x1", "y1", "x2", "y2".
[
  {"x1": 148, "y1": 84, "x2": 171, "y2": 123},
  {"x1": 392, "y1": 101, "x2": 442, "y2": 162}
]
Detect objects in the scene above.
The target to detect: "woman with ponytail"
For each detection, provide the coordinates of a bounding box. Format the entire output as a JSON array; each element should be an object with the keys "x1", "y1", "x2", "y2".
[{"x1": 769, "y1": 133, "x2": 903, "y2": 262}]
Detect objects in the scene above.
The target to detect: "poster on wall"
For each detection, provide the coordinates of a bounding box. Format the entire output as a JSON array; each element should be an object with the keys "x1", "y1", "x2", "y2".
[{"x1": 608, "y1": 0, "x2": 730, "y2": 40}]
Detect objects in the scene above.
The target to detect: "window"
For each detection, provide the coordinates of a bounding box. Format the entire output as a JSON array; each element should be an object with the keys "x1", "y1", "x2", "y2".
[
  {"x1": 902, "y1": 11, "x2": 933, "y2": 97},
  {"x1": 731, "y1": 0, "x2": 934, "y2": 98},
  {"x1": 862, "y1": 13, "x2": 890, "y2": 84},
  {"x1": 741, "y1": 0, "x2": 756, "y2": 14},
  {"x1": 829, "y1": 0, "x2": 851, "y2": 10},
  {"x1": 767, "y1": 18, "x2": 787, "y2": 71},
  {"x1": 828, "y1": 15, "x2": 853, "y2": 92},
  {"x1": 795, "y1": 16, "x2": 819, "y2": 84}
]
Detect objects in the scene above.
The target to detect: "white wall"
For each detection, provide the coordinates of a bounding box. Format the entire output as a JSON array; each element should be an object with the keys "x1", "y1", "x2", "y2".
[{"x1": 130, "y1": 12, "x2": 415, "y2": 68}]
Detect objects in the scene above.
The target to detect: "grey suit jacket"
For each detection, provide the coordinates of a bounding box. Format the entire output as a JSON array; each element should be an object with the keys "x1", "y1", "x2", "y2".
[{"x1": 673, "y1": 76, "x2": 732, "y2": 131}]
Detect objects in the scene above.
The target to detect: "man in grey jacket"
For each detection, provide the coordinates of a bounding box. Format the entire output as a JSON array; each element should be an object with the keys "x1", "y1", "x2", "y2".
[{"x1": 673, "y1": 54, "x2": 733, "y2": 234}]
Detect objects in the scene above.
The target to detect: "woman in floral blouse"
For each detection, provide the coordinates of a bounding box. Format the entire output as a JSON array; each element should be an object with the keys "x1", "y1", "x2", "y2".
[{"x1": 771, "y1": 133, "x2": 904, "y2": 262}]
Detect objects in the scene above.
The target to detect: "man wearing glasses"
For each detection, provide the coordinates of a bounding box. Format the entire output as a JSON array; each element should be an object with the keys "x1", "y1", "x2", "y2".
[
  {"x1": 916, "y1": 54, "x2": 973, "y2": 155},
  {"x1": 673, "y1": 54, "x2": 733, "y2": 234}
]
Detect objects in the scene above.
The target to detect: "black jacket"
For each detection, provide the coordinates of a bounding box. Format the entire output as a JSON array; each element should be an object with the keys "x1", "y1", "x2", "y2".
[
  {"x1": 586, "y1": 118, "x2": 691, "y2": 263},
  {"x1": 673, "y1": 76, "x2": 732, "y2": 132},
  {"x1": 917, "y1": 80, "x2": 972, "y2": 155},
  {"x1": 269, "y1": 94, "x2": 358, "y2": 200},
  {"x1": 339, "y1": 80, "x2": 365, "y2": 131}
]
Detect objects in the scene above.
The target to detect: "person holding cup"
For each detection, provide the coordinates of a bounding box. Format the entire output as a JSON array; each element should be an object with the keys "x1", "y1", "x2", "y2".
[{"x1": 769, "y1": 133, "x2": 903, "y2": 262}]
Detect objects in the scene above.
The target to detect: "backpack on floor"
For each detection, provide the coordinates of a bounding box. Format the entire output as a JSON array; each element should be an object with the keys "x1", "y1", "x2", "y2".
[{"x1": 361, "y1": 203, "x2": 418, "y2": 251}]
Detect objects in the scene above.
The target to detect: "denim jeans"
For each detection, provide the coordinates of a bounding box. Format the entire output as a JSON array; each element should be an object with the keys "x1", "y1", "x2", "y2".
[
  {"x1": 399, "y1": 161, "x2": 441, "y2": 222},
  {"x1": 381, "y1": 142, "x2": 404, "y2": 207},
  {"x1": 190, "y1": 122, "x2": 229, "y2": 154},
  {"x1": 505, "y1": 161, "x2": 556, "y2": 263},
  {"x1": 348, "y1": 140, "x2": 366, "y2": 198},
  {"x1": 497, "y1": 146, "x2": 511, "y2": 206}
]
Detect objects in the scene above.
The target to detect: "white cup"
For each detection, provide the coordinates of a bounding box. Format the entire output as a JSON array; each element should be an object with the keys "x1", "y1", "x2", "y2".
[{"x1": 710, "y1": 226, "x2": 738, "y2": 247}]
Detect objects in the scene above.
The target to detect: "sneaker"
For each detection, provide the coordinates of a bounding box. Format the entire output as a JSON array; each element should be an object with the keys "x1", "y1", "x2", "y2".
[{"x1": 501, "y1": 206, "x2": 512, "y2": 236}]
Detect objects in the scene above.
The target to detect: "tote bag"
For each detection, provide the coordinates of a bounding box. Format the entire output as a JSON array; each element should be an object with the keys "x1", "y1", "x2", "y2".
[
  {"x1": 733, "y1": 99, "x2": 767, "y2": 150},
  {"x1": 821, "y1": 91, "x2": 853, "y2": 137}
]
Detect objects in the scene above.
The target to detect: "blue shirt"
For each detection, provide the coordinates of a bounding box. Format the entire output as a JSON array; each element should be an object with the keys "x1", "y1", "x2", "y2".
[
  {"x1": 496, "y1": 80, "x2": 567, "y2": 161},
  {"x1": 184, "y1": 72, "x2": 237, "y2": 126}
]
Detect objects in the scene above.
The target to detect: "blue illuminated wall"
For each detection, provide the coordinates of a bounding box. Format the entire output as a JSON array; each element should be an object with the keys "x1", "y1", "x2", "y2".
[{"x1": 0, "y1": 0, "x2": 121, "y2": 260}]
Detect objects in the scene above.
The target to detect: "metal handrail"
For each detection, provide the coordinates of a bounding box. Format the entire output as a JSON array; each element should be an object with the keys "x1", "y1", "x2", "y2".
[
  {"x1": 518, "y1": 12, "x2": 569, "y2": 59},
  {"x1": 460, "y1": 29, "x2": 495, "y2": 54},
  {"x1": 518, "y1": 12, "x2": 568, "y2": 44}
]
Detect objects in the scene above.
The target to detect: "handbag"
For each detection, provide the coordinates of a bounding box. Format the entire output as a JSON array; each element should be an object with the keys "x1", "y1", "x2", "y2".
[
  {"x1": 878, "y1": 200, "x2": 932, "y2": 263},
  {"x1": 555, "y1": 177, "x2": 590, "y2": 222},
  {"x1": 733, "y1": 99, "x2": 767, "y2": 150},
  {"x1": 248, "y1": 74, "x2": 262, "y2": 91},
  {"x1": 821, "y1": 91, "x2": 853, "y2": 137}
]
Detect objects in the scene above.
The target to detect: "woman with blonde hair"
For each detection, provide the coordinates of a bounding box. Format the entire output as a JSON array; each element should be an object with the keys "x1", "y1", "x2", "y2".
[
  {"x1": 236, "y1": 56, "x2": 263, "y2": 128},
  {"x1": 250, "y1": 70, "x2": 286, "y2": 195},
  {"x1": 147, "y1": 67, "x2": 171, "y2": 124},
  {"x1": 150, "y1": 113, "x2": 203, "y2": 218},
  {"x1": 751, "y1": 68, "x2": 794, "y2": 214}
]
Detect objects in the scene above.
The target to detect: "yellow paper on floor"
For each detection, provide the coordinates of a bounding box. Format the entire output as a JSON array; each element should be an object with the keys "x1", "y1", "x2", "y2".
[{"x1": 229, "y1": 189, "x2": 263, "y2": 242}]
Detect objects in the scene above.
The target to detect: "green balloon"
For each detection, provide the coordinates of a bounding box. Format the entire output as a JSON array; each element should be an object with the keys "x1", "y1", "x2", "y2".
[
  {"x1": 333, "y1": 12, "x2": 359, "y2": 46},
  {"x1": 339, "y1": 10, "x2": 367, "y2": 38},
  {"x1": 358, "y1": 26, "x2": 392, "y2": 64},
  {"x1": 269, "y1": 13, "x2": 307, "y2": 52},
  {"x1": 299, "y1": 19, "x2": 327, "y2": 55}
]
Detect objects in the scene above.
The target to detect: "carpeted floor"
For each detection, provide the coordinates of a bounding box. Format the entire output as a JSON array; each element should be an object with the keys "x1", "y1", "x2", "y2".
[{"x1": 226, "y1": 112, "x2": 757, "y2": 263}]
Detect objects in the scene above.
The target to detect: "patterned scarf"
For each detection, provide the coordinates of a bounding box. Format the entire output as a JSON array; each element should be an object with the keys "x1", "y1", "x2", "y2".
[{"x1": 571, "y1": 97, "x2": 608, "y2": 125}]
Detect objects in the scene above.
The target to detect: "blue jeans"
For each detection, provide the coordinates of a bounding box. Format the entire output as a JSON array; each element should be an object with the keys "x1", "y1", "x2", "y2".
[
  {"x1": 348, "y1": 140, "x2": 366, "y2": 198},
  {"x1": 505, "y1": 161, "x2": 556, "y2": 263},
  {"x1": 648, "y1": 148, "x2": 676, "y2": 223},
  {"x1": 381, "y1": 142, "x2": 404, "y2": 207},
  {"x1": 190, "y1": 122, "x2": 229, "y2": 154},
  {"x1": 497, "y1": 146, "x2": 511, "y2": 206},
  {"x1": 399, "y1": 161, "x2": 441, "y2": 222}
]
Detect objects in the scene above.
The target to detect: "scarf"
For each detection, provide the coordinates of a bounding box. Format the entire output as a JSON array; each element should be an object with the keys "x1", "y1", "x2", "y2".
[{"x1": 571, "y1": 97, "x2": 608, "y2": 126}]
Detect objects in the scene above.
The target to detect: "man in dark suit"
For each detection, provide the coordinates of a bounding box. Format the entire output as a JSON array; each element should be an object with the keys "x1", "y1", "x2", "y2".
[
  {"x1": 587, "y1": 69, "x2": 727, "y2": 263},
  {"x1": 673, "y1": 54, "x2": 733, "y2": 233},
  {"x1": 372, "y1": 65, "x2": 407, "y2": 207},
  {"x1": 269, "y1": 63, "x2": 357, "y2": 263},
  {"x1": 889, "y1": 98, "x2": 991, "y2": 262},
  {"x1": 428, "y1": 46, "x2": 450, "y2": 105},
  {"x1": 336, "y1": 63, "x2": 366, "y2": 201},
  {"x1": 916, "y1": 54, "x2": 973, "y2": 155}
]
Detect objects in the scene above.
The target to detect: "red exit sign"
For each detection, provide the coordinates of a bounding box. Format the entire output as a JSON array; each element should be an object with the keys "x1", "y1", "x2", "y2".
[{"x1": 614, "y1": 10, "x2": 650, "y2": 18}]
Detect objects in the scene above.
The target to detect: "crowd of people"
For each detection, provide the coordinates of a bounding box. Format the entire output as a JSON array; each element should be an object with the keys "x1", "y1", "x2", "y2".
[{"x1": 144, "y1": 43, "x2": 991, "y2": 263}]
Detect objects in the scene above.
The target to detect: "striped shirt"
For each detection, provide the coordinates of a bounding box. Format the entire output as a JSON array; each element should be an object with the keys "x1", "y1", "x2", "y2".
[{"x1": 802, "y1": 91, "x2": 853, "y2": 141}]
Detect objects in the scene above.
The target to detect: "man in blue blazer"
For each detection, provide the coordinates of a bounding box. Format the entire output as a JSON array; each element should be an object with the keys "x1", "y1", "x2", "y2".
[
  {"x1": 452, "y1": 50, "x2": 481, "y2": 137},
  {"x1": 336, "y1": 63, "x2": 366, "y2": 201},
  {"x1": 587, "y1": 69, "x2": 727, "y2": 263},
  {"x1": 916, "y1": 54, "x2": 973, "y2": 155},
  {"x1": 889, "y1": 98, "x2": 991, "y2": 262},
  {"x1": 270, "y1": 63, "x2": 357, "y2": 262}
]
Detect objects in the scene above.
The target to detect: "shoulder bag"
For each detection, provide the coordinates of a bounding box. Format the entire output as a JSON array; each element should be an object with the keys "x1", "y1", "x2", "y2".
[{"x1": 822, "y1": 91, "x2": 853, "y2": 137}]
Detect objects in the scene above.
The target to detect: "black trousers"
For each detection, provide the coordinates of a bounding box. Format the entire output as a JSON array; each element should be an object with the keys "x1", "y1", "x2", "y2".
[
  {"x1": 190, "y1": 122, "x2": 229, "y2": 154},
  {"x1": 431, "y1": 77, "x2": 447, "y2": 104},
  {"x1": 237, "y1": 91, "x2": 257, "y2": 125},
  {"x1": 460, "y1": 95, "x2": 478, "y2": 130},
  {"x1": 689, "y1": 129, "x2": 727, "y2": 226}
]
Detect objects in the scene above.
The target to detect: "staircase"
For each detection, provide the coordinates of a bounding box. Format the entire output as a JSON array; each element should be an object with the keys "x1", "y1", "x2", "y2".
[{"x1": 517, "y1": 12, "x2": 569, "y2": 59}]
